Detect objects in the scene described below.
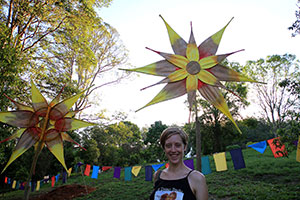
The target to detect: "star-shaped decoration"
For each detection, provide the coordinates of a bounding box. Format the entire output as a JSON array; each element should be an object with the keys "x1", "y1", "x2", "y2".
[{"x1": 122, "y1": 15, "x2": 260, "y2": 133}]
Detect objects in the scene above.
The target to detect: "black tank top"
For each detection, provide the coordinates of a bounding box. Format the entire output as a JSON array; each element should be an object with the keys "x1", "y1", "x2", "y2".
[{"x1": 149, "y1": 170, "x2": 196, "y2": 200}]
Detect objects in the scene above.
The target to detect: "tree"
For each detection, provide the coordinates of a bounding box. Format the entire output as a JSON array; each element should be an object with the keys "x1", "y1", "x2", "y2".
[
  {"x1": 143, "y1": 121, "x2": 168, "y2": 163},
  {"x1": 245, "y1": 54, "x2": 300, "y2": 136},
  {"x1": 289, "y1": 0, "x2": 300, "y2": 37},
  {"x1": 192, "y1": 61, "x2": 250, "y2": 153}
]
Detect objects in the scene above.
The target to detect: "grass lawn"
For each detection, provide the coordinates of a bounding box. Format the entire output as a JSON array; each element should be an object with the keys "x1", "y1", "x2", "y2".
[{"x1": 1, "y1": 148, "x2": 299, "y2": 200}]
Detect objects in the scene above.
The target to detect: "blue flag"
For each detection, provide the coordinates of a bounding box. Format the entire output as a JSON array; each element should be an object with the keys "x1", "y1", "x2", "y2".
[
  {"x1": 230, "y1": 148, "x2": 246, "y2": 170},
  {"x1": 201, "y1": 156, "x2": 212, "y2": 175},
  {"x1": 145, "y1": 165, "x2": 153, "y2": 181},
  {"x1": 124, "y1": 167, "x2": 132, "y2": 181},
  {"x1": 91, "y1": 165, "x2": 99, "y2": 179},
  {"x1": 184, "y1": 159, "x2": 194, "y2": 170},
  {"x1": 151, "y1": 163, "x2": 164, "y2": 172},
  {"x1": 55, "y1": 174, "x2": 60, "y2": 182},
  {"x1": 248, "y1": 141, "x2": 267, "y2": 154}
]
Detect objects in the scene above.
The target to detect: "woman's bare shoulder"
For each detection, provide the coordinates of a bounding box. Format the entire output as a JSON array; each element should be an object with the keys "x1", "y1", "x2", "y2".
[{"x1": 190, "y1": 170, "x2": 206, "y2": 182}]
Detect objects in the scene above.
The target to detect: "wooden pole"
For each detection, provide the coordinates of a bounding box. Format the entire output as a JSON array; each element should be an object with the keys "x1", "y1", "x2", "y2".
[{"x1": 195, "y1": 101, "x2": 202, "y2": 172}]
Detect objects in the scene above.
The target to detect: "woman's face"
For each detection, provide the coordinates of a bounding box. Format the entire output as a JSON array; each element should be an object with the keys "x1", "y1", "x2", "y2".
[{"x1": 164, "y1": 134, "x2": 186, "y2": 165}]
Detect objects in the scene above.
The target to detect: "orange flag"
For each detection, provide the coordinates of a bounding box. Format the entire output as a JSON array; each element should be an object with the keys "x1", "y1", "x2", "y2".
[
  {"x1": 213, "y1": 152, "x2": 228, "y2": 172},
  {"x1": 296, "y1": 136, "x2": 300, "y2": 162},
  {"x1": 267, "y1": 137, "x2": 287, "y2": 158},
  {"x1": 84, "y1": 164, "x2": 91, "y2": 176}
]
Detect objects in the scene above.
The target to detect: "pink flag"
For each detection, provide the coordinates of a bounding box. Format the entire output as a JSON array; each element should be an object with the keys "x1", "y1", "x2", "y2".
[{"x1": 84, "y1": 164, "x2": 91, "y2": 176}]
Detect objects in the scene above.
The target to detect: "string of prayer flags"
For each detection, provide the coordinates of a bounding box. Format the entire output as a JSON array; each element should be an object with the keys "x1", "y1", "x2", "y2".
[
  {"x1": 201, "y1": 156, "x2": 212, "y2": 175},
  {"x1": 67, "y1": 167, "x2": 72, "y2": 177},
  {"x1": 213, "y1": 152, "x2": 228, "y2": 172},
  {"x1": 296, "y1": 136, "x2": 300, "y2": 162},
  {"x1": 152, "y1": 163, "x2": 164, "y2": 172},
  {"x1": 91, "y1": 165, "x2": 99, "y2": 179},
  {"x1": 12, "y1": 180, "x2": 16, "y2": 189},
  {"x1": 55, "y1": 173, "x2": 60, "y2": 182},
  {"x1": 230, "y1": 148, "x2": 246, "y2": 170},
  {"x1": 113, "y1": 167, "x2": 121, "y2": 179},
  {"x1": 36, "y1": 181, "x2": 40, "y2": 191},
  {"x1": 248, "y1": 141, "x2": 267, "y2": 154},
  {"x1": 124, "y1": 167, "x2": 132, "y2": 181},
  {"x1": 184, "y1": 159, "x2": 194, "y2": 170},
  {"x1": 31, "y1": 182, "x2": 35, "y2": 192},
  {"x1": 145, "y1": 165, "x2": 153, "y2": 181},
  {"x1": 84, "y1": 164, "x2": 91, "y2": 176},
  {"x1": 102, "y1": 166, "x2": 112, "y2": 171},
  {"x1": 267, "y1": 137, "x2": 287, "y2": 158},
  {"x1": 131, "y1": 166, "x2": 142, "y2": 177},
  {"x1": 51, "y1": 176, "x2": 55, "y2": 187},
  {"x1": 62, "y1": 171, "x2": 67, "y2": 183}
]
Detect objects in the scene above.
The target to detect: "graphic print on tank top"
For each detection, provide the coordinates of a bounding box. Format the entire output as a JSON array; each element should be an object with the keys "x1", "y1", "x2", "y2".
[{"x1": 154, "y1": 187, "x2": 184, "y2": 200}]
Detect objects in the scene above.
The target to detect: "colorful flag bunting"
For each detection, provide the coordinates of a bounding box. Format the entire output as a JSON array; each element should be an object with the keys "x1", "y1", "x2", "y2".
[
  {"x1": 184, "y1": 159, "x2": 194, "y2": 170},
  {"x1": 12, "y1": 180, "x2": 16, "y2": 189},
  {"x1": 36, "y1": 181, "x2": 40, "y2": 191},
  {"x1": 55, "y1": 174, "x2": 60, "y2": 182},
  {"x1": 131, "y1": 166, "x2": 142, "y2": 177},
  {"x1": 102, "y1": 166, "x2": 112, "y2": 171},
  {"x1": 51, "y1": 176, "x2": 55, "y2": 187},
  {"x1": 201, "y1": 156, "x2": 212, "y2": 175},
  {"x1": 145, "y1": 165, "x2": 153, "y2": 181},
  {"x1": 84, "y1": 164, "x2": 91, "y2": 176},
  {"x1": 124, "y1": 167, "x2": 132, "y2": 181},
  {"x1": 91, "y1": 165, "x2": 99, "y2": 179},
  {"x1": 113, "y1": 167, "x2": 121, "y2": 179},
  {"x1": 62, "y1": 171, "x2": 67, "y2": 183},
  {"x1": 230, "y1": 148, "x2": 246, "y2": 170},
  {"x1": 67, "y1": 167, "x2": 72, "y2": 177},
  {"x1": 31, "y1": 181, "x2": 35, "y2": 192},
  {"x1": 213, "y1": 152, "x2": 228, "y2": 172},
  {"x1": 267, "y1": 137, "x2": 287, "y2": 158},
  {"x1": 152, "y1": 163, "x2": 164, "y2": 172},
  {"x1": 16, "y1": 181, "x2": 19, "y2": 190},
  {"x1": 296, "y1": 136, "x2": 300, "y2": 162},
  {"x1": 248, "y1": 141, "x2": 267, "y2": 154}
]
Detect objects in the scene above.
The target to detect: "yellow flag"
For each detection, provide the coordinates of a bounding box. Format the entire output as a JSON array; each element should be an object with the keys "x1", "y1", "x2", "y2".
[
  {"x1": 36, "y1": 181, "x2": 40, "y2": 191},
  {"x1": 296, "y1": 136, "x2": 300, "y2": 162},
  {"x1": 131, "y1": 166, "x2": 142, "y2": 177},
  {"x1": 68, "y1": 167, "x2": 72, "y2": 177},
  {"x1": 12, "y1": 180, "x2": 16, "y2": 189},
  {"x1": 213, "y1": 152, "x2": 228, "y2": 171}
]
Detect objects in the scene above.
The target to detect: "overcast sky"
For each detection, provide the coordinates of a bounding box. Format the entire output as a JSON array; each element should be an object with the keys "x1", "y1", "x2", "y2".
[{"x1": 92, "y1": 0, "x2": 300, "y2": 128}]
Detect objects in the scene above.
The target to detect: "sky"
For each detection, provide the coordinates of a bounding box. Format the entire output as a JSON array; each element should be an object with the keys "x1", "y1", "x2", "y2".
[{"x1": 92, "y1": 0, "x2": 300, "y2": 128}]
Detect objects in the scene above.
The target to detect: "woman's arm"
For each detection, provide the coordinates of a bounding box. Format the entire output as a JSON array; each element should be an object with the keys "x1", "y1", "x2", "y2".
[{"x1": 189, "y1": 171, "x2": 208, "y2": 200}]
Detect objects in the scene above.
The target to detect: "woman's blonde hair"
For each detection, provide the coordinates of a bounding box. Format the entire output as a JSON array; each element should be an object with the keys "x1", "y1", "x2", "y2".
[{"x1": 160, "y1": 127, "x2": 188, "y2": 149}]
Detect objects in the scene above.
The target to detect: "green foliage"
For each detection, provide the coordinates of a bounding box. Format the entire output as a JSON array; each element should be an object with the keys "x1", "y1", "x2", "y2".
[
  {"x1": 142, "y1": 121, "x2": 168, "y2": 162},
  {"x1": 225, "y1": 144, "x2": 241, "y2": 151},
  {"x1": 288, "y1": 0, "x2": 300, "y2": 37}
]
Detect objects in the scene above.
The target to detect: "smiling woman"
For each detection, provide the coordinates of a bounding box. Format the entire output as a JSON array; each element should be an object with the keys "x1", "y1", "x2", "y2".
[{"x1": 150, "y1": 127, "x2": 208, "y2": 200}]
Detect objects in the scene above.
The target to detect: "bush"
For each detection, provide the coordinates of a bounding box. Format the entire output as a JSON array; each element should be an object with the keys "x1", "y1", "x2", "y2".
[{"x1": 226, "y1": 144, "x2": 241, "y2": 151}]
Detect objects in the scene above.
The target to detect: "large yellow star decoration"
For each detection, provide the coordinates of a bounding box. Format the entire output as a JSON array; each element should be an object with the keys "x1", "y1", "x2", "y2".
[
  {"x1": 122, "y1": 15, "x2": 260, "y2": 133},
  {"x1": 0, "y1": 81, "x2": 95, "y2": 173}
]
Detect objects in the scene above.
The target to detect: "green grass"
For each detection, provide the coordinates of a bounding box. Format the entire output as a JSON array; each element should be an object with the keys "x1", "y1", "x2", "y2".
[{"x1": 1, "y1": 148, "x2": 300, "y2": 200}]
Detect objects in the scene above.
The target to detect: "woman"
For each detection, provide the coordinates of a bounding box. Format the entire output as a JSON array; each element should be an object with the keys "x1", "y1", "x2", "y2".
[{"x1": 150, "y1": 127, "x2": 208, "y2": 200}]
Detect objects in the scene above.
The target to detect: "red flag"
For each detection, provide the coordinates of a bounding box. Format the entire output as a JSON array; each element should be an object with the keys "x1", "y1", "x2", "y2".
[
  {"x1": 102, "y1": 166, "x2": 112, "y2": 171},
  {"x1": 84, "y1": 164, "x2": 91, "y2": 176},
  {"x1": 165, "y1": 163, "x2": 169, "y2": 168},
  {"x1": 4, "y1": 177, "x2": 7, "y2": 184},
  {"x1": 51, "y1": 176, "x2": 55, "y2": 187},
  {"x1": 267, "y1": 137, "x2": 287, "y2": 158}
]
